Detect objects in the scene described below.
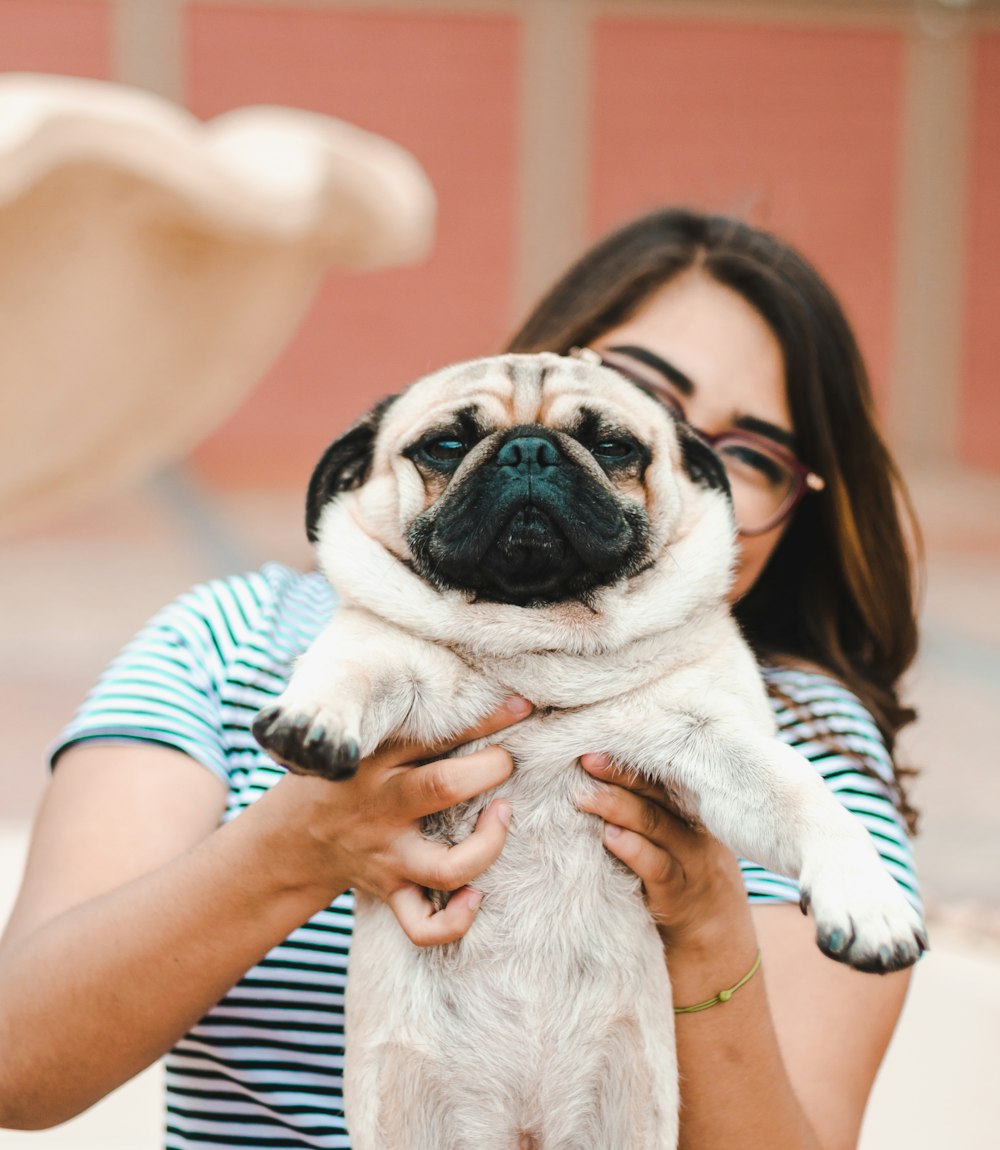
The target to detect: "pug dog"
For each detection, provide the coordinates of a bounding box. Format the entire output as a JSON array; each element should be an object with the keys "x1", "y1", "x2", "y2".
[{"x1": 252, "y1": 352, "x2": 925, "y2": 1150}]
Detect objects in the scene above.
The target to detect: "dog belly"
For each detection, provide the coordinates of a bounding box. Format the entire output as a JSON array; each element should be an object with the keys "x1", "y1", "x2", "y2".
[{"x1": 344, "y1": 837, "x2": 679, "y2": 1150}]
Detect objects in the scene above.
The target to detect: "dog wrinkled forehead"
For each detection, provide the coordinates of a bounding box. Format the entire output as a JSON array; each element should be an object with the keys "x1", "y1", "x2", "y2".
[{"x1": 381, "y1": 351, "x2": 670, "y2": 444}]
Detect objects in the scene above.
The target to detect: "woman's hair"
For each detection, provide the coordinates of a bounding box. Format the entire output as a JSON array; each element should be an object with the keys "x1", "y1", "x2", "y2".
[{"x1": 505, "y1": 207, "x2": 921, "y2": 829}]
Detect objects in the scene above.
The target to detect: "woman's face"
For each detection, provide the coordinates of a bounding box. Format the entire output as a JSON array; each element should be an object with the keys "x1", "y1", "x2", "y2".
[{"x1": 590, "y1": 270, "x2": 792, "y2": 601}]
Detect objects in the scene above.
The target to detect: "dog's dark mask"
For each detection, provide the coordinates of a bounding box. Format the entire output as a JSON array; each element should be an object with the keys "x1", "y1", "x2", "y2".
[{"x1": 402, "y1": 422, "x2": 654, "y2": 606}]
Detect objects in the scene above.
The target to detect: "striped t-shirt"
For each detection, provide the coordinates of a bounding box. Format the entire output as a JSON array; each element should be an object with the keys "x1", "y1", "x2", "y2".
[{"x1": 53, "y1": 563, "x2": 922, "y2": 1150}]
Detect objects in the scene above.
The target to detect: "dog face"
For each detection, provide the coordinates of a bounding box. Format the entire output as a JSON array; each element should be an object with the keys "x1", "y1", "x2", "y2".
[{"x1": 307, "y1": 353, "x2": 731, "y2": 607}]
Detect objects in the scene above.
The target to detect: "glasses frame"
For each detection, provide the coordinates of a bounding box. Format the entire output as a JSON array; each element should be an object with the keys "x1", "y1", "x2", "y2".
[
  {"x1": 571, "y1": 346, "x2": 825, "y2": 537},
  {"x1": 692, "y1": 428, "x2": 825, "y2": 536}
]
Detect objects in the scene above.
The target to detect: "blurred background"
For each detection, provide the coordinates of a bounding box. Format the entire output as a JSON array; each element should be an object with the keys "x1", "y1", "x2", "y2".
[{"x1": 0, "y1": 0, "x2": 998, "y2": 1146}]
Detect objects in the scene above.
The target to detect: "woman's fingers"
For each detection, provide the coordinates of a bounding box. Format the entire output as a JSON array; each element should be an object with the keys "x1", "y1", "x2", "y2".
[
  {"x1": 387, "y1": 883, "x2": 485, "y2": 948},
  {"x1": 600, "y1": 823, "x2": 679, "y2": 893},
  {"x1": 577, "y1": 762, "x2": 745, "y2": 938},
  {"x1": 386, "y1": 801, "x2": 511, "y2": 946},
  {"x1": 579, "y1": 784, "x2": 684, "y2": 891},
  {"x1": 578, "y1": 769, "x2": 699, "y2": 851},
  {"x1": 433, "y1": 695, "x2": 532, "y2": 750},
  {"x1": 387, "y1": 746, "x2": 516, "y2": 819},
  {"x1": 579, "y1": 753, "x2": 677, "y2": 808},
  {"x1": 379, "y1": 697, "x2": 532, "y2": 769},
  {"x1": 399, "y1": 800, "x2": 512, "y2": 892}
]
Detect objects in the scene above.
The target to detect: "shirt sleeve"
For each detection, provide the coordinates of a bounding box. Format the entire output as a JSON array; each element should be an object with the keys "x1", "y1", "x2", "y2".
[
  {"x1": 49, "y1": 570, "x2": 289, "y2": 786},
  {"x1": 740, "y1": 666, "x2": 923, "y2": 919}
]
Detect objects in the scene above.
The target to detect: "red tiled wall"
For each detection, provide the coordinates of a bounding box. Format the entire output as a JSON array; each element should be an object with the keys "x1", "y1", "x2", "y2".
[
  {"x1": 0, "y1": 0, "x2": 110, "y2": 76},
  {"x1": 185, "y1": 6, "x2": 520, "y2": 487},
  {"x1": 591, "y1": 19, "x2": 904, "y2": 413},
  {"x1": 962, "y1": 33, "x2": 1000, "y2": 472}
]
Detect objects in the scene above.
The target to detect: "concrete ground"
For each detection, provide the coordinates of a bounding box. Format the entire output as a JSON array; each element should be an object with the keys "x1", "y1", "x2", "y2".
[{"x1": 0, "y1": 460, "x2": 998, "y2": 1148}]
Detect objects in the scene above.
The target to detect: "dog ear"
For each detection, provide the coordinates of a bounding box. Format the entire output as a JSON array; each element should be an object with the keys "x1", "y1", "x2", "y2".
[
  {"x1": 678, "y1": 426, "x2": 732, "y2": 502},
  {"x1": 306, "y1": 396, "x2": 397, "y2": 542}
]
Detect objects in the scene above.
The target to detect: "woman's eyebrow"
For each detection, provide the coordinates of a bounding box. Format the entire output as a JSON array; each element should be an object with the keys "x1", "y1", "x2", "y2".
[
  {"x1": 606, "y1": 344, "x2": 694, "y2": 396},
  {"x1": 734, "y1": 415, "x2": 798, "y2": 453},
  {"x1": 608, "y1": 344, "x2": 800, "y2": 452}
]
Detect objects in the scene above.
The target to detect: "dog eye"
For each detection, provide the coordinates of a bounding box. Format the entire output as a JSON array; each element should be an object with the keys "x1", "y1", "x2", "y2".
[
  {"x1": 591, "y1": 438, "x2": 637, "y2": 460},
  {"x1": 420, "y1": 436, "x2": 468, "y2": 463}
]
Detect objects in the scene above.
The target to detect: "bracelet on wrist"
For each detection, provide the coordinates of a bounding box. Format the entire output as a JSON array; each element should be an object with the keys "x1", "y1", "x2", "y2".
[{"x1": 673, "y1": 950, "x2": 762, "y2": 1015}]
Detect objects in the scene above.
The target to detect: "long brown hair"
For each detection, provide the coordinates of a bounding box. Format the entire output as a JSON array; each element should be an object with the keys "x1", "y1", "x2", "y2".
[{"x1": 505, "y1": 208, "x2": 920, "y2": 828}]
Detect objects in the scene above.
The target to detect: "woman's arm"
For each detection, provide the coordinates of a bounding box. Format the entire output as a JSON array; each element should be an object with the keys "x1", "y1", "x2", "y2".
[
  {"x1": 0, "y1": 698, "x2": 529, "y2": 1130},
  {"x1": 579, "y1": 755, "x2": 912, "y2": 1150}
]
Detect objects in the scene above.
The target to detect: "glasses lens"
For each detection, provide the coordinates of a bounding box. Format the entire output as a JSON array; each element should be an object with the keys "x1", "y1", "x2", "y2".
[
  {"x1": 577, "y1": 350, "x2": 808, "y2": 534},
  {"x1": 714, "y1": 436, "x2": 797, "y2": 533}
]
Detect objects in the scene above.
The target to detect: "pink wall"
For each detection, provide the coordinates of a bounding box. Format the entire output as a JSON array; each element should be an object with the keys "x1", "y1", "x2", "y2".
[
  {"x1": 591, "y1": 19, "x2": 904, "y2": 413},
  {"x1": 962, "y1": 32, "x2": 1000, "y2": 472},
  {"x1": 0, "y1": 0, "x2": 110, "y2": 76},
  {"x1": 184, "y1": 6, "x2": 520, "y2": 487},
  {"x1": 0, "y1": 4, "x2": 995, "y2": 479}
]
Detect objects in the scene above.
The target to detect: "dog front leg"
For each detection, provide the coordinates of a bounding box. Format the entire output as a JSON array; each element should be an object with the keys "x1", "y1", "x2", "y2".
[
  {"x1": 641, "y1": 725, "x2": 926, "y2": 974},
  {"x1": 252, "y1": 609, "x2": 419, "y2": 779},
  {"x1": 252, "y1": 608, "x2": 500, "y2": 780}
]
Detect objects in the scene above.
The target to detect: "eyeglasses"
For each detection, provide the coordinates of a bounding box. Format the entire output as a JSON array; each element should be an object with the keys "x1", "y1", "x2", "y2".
[{"x1": 571, "y1": 347, "x2": 825, "y2": 537}]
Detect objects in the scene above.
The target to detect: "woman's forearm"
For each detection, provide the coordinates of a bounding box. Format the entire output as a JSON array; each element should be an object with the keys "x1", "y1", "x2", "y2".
[
  {"x1": 0, "y1": 790, "x2": 345, "y2": 1130},
  {"x1": 668, "y1": 919, "x2": 822, "y2": 1150}
]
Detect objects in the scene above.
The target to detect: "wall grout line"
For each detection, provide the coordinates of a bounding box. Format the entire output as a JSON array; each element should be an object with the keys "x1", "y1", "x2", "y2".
[
  {"x1": 111, "y1": 0, "x2": 187, "y2": 102},
  {"x1": 890, "y1": 15, "x2": 973, "y2": 464},
  {"x1": 511, "y1": 0, "x2": 592, "y2": 326}
]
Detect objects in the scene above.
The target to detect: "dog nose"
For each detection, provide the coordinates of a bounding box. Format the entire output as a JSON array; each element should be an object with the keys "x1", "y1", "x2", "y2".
[{"x1": 496, "y1": 436, "x2": 561, "y2": 476}]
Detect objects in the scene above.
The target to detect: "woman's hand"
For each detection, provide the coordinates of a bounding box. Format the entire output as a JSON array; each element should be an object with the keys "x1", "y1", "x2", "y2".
[
  {"x1": 576, "y1": 753, "x2": 748, "y2": 951},
  {"x1": 265, "y1": 697, "x2": 533, "y2": 948}
]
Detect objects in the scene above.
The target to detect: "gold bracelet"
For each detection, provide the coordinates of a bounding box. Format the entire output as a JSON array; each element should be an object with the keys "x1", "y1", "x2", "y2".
[{"x1": 673, "y1": 951, "x2": 762, "y2": 1015}]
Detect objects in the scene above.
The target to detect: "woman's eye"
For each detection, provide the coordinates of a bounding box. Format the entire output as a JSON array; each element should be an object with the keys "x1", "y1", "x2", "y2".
[
  {"x1": 719, "y1": 443, "x2": 786, "y2": 487},
  {"x1": 421, "y1": 436, "x2": 468, "y2": 463}
]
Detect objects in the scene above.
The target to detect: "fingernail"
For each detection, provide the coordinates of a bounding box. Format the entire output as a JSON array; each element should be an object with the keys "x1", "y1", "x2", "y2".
[
  {"x1": 465, "y1": 888, "x2": 483, "y2": 911},
  {"x1": 503, "y1": 696, "x2": 532, "y2": 717},
  {"x1": 496, "y1": 802, "x2": 511, "y2": 827},
  {"x1": 581, "y1": 753, "x2": 612, "y2": 772},
  {"x1": 604, "y1": 823, "x2": 622, "y2": 840}
]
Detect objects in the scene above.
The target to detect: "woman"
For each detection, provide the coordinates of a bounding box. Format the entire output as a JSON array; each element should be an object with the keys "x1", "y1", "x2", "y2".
[{"x1": 0, "y1": 208, "x2": 922, "y2": 1149}]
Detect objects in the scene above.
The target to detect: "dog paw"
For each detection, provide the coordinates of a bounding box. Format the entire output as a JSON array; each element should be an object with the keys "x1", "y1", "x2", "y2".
[
  {"x1": 800, "y1": 864, "x2": 928, "y2": 974},
  {"x1": 252, "y1": 704, "x2": 361, "y2": 780}
]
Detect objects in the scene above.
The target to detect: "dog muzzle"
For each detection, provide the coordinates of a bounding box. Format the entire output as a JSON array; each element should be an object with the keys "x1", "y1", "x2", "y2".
[{"x1": 407, "y1": 429, "x2": 652, "y2": 605}]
